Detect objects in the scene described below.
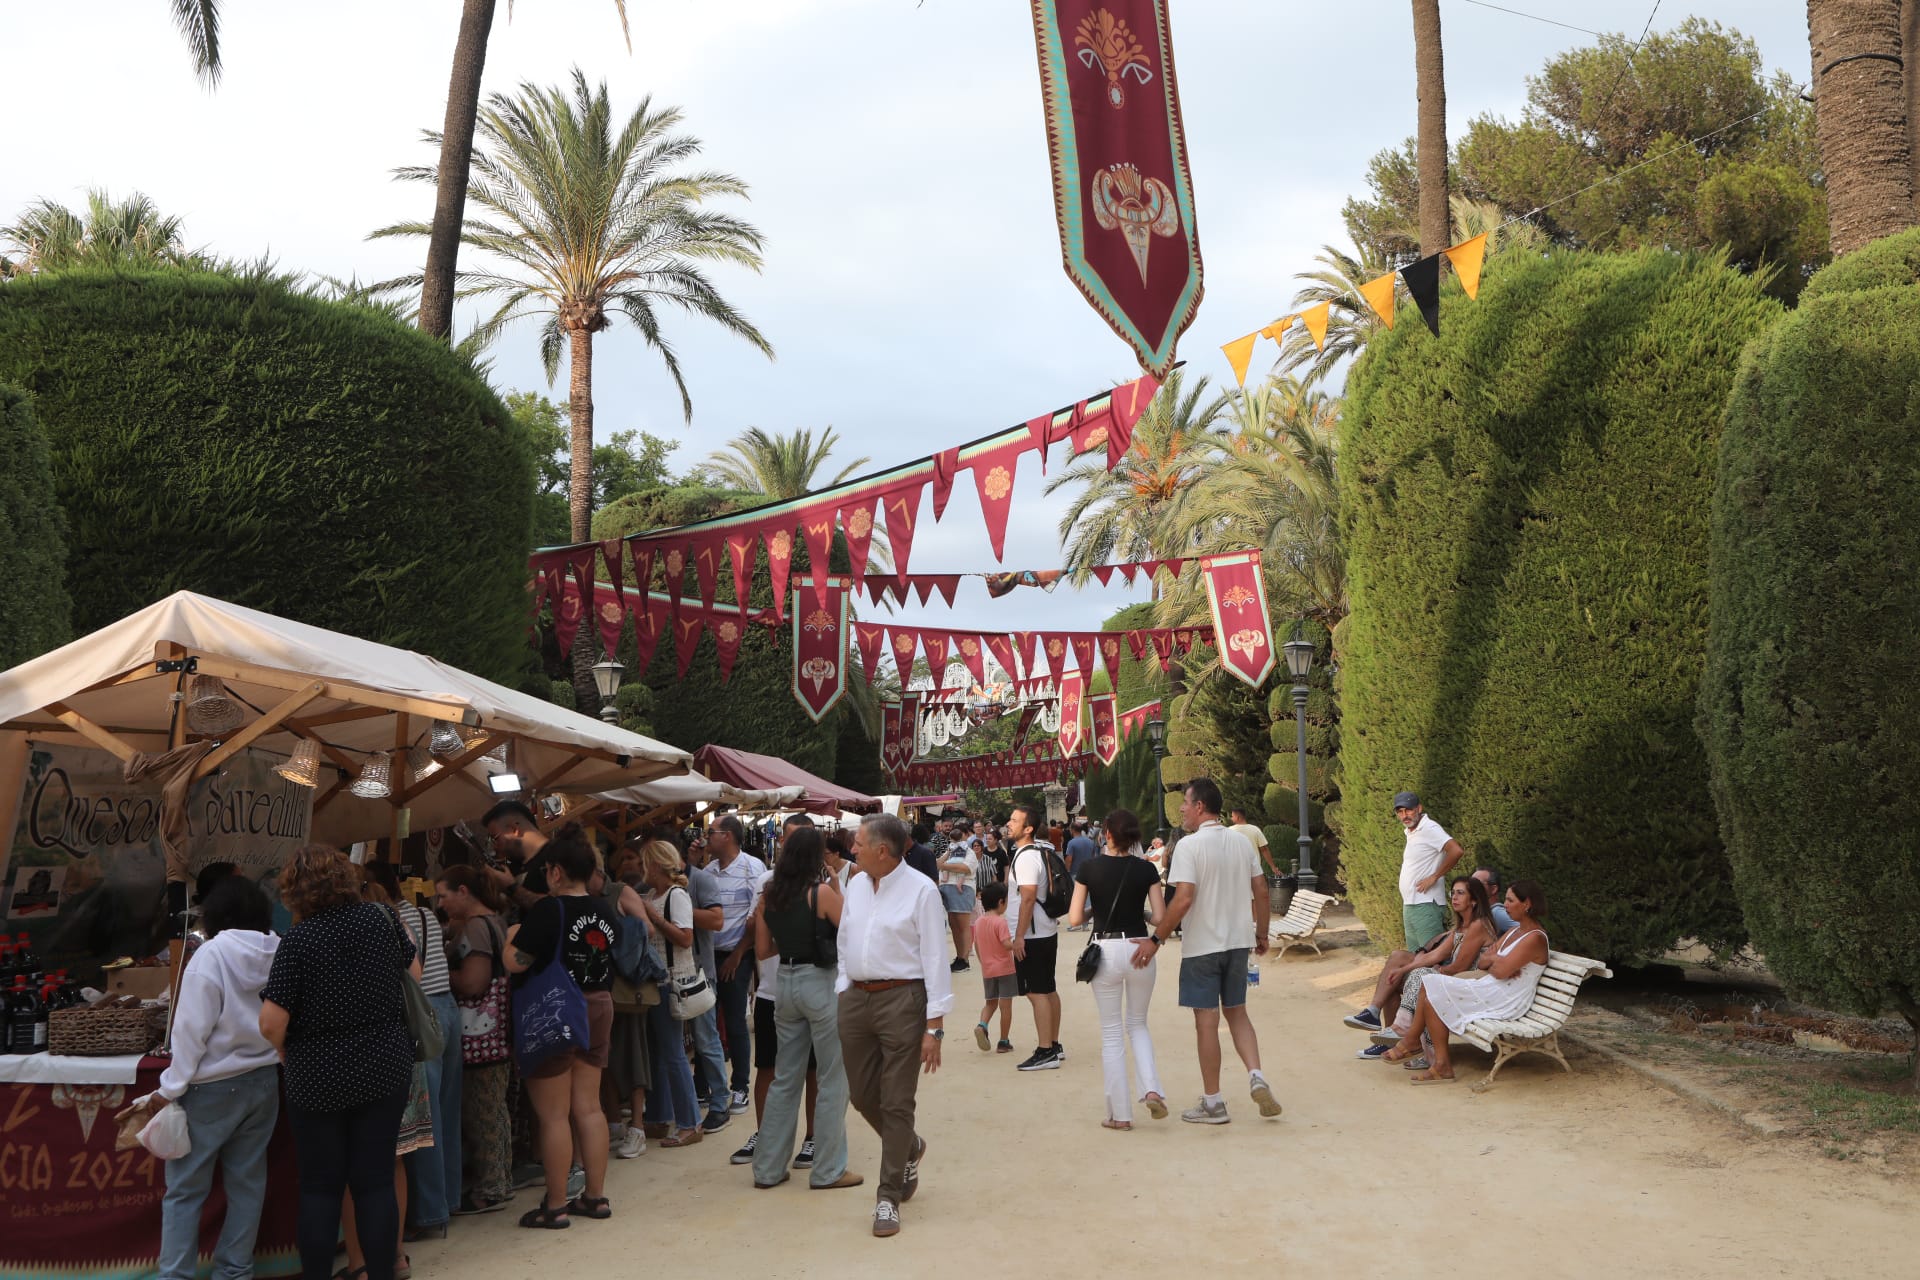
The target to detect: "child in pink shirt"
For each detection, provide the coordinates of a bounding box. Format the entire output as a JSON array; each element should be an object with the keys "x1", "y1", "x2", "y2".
[{"x1": 971, "y1": 881, "x2": 1018, "y2": 1053}]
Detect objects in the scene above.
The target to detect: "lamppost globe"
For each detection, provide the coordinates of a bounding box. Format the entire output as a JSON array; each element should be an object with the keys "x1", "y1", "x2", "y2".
[
  {"x1": 591, "y1": 654, "x2": 625, "y2": 725},
  {"x1": 1283, "y1": 637, "x2": 1315, "y2": 680}
]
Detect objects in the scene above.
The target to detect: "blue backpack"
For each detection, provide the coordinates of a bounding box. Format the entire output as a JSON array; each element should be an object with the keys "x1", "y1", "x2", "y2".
[{"x1": 605, "y1": 886, "x2": 668, "y2": 984}]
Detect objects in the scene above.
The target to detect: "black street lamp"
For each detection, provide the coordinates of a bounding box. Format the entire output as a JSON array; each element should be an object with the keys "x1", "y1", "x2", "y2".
[
  {"x1": 1144, "y1": 714, "x2": 1170, "y2": 843},
  {"x1": 591, "y1": 654, "x2": 626, "y2": 725},
  {"x1": 1282, "y1": 634, "x2": 1318, "y2": 891}
]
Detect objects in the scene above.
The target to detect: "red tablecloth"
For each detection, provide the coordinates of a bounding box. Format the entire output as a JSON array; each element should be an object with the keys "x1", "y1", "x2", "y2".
[{"x1": 0, "y1": 1057, "x2": 299, "y2": 1279}]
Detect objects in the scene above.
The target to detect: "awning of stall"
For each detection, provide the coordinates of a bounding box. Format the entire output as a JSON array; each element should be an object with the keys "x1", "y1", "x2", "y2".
[
  {"x1": 594, "y1": 773, "x2": 806, "y2": 812},
  {"x1": 0, "y1": 591, "x2": 692, "y2": 861},
  {"x1": 692, "y1": 744, "x2": 881, "y2": 817}
]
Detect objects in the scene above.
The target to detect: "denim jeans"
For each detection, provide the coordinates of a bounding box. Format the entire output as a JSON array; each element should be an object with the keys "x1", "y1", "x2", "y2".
[
  {"x1": 641, "y1": 996, "x2": 699, "y2": 1130},
  {"x1": 750, "y1": 964, "x2": 848, "y2": 1187},
  {"x1": 159, "y1": 1064, "x2": 279, "y2": 1280},
  {"x1": 690, "y1": 1004, "x2": 729, "y2": 1119},
  {"x1": 714, "y1": 947, "x2": 753, "y2": 1092},
  {"x1": 404, "y1": 992, "x2": 461, "y2": 1227}
]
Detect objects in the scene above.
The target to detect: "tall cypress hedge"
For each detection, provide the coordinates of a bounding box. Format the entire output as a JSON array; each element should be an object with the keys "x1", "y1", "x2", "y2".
[
  {"x1": 0, "y1": 385, "x2": 72, "y2": 667},
  {"x1": 0, "y1": 270, "x2": 535, "y2": 683},
  {"x1": 1701, "y1": 228, "x2": 1920, "y2": 1065},
  {"x1": 1338, "y1": 249, "x2": 1780, "y2": 955}
]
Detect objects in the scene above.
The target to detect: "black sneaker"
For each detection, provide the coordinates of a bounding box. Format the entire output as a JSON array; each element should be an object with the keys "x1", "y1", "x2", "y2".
[
  {"x1": 700, "y1": 1110, "x2": 732, "y2": 1135},
  {"x1": 792, "y1": 1137, "x2": 815, "y2": 1169},
  {"x1": 949, "y1": 957, "x2": 970, "y2": 972},
  {"x1": 1343, "y1": 1007, "x2": 1385, "y2": 1031},
  {"x1": 1017, "y1": 1046, "x2": 1062, "y2": 1072},
  {"x1": 1015, "y1": 1048, "x2": 1048, "y2": 1071},
  {"x1": 729, "y1": 1132, "x2": 758, "y2": 1165}
]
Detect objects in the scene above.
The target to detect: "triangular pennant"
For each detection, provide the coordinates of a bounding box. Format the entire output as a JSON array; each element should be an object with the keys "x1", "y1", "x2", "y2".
[
  {"x1": 888, "y1": 626, "x2": 919, "y2": 674},
  {"x1": 1098, "y1": 633, "x2": 1123, "y2": 677},
  {"x1": 600, "y1": 539, "x2": 626, "y2": 598},
  {"x1": 931, "y1": 447, "x2": 961, "y2": 519},
  {"x1": 986, "y1": 633, "x2": 1017, "y2": 680},
  {"x1": 630, "y1": 544, "x2": 656, "y2": 598},
  {"x1": 1014, "y1": 631, "x2": 1040, "y2": 677},
  {"x1": 800, "y1": 509, "x2": 837, "y2": 611},
  {"x1": 1041, "y1": 633, "x2": 1070, "y2": 675},
  {"x1": 1358, "y1": 272, "x2": 1397, "y2": 329},
  {"x1": 1105, "y1": 373, "x2": 1159, "y2": 469},
  {"x1": 1261, "y1": 314, "x2": 1296, "y2": 342},
  {"x1": 971, "y1": 442, "x2": 1021, "y2": 562},
  {"x1": 631, "y1": 596, "x2": 667, "y2": 675},
  {"x1": 840, "y1": 500, "x2": 877, "y2": 580},
  {"x1": 1400, "y1": 253, "x2": 1442, "y2": 337},
  {"x1": 725, "y1": 532, "x2": 756, "y2": 609},
  {"x1": 1301, "y1": 302, "x2": 1332, "y2": 351},
  {"x1": 711, "y1": 609, "x2": 748, "y2": 682},
  {"x1": 1091, "y1": 565, "x2": 1115, "y2": 586},
  {"x1": 594, "y1": 592, "x2": 626, "y2": 660},
  {"x1": 1163, "y1": 559, "x2": 1185, "y2": 580},
  {"x1": 956, "y1": 634, "x2": 988, "y2": 687},
  {"x1": 921, "y1": 631, "x2": 951, "y2": 677},
  {"x1": 1150, "y1": 629, "x2": 1174, "y2": 672},
  {"x1": 1445, "y1": 232, "x2": 1488, "y2": 300},
  {"x1": 1025, "y1": 412, "x2": 1053, "y2": 475},
  {"x1": 854, "y1": 621, "x2": 886, "y2": 676},
  {"x1": 764, "y1": 527, "x2": 795, "y2": 621},
  {"x1": 674, "y1": 612, "x2": 706, "y2": 679},
  {"x1": 912, "y1": 579, "x2": 938, "y2": 606},
  {"x1": 1069, "y1": 633, "x2": 1096, "y2": 675},
  {"x1": 931, "y1": 575, "x2": 960, "y2": 606},
  {"x1": 1116, "y1": 563, "x2": 1139, "y2": 585},
  {"x1": 691, "y1": 536, "x2": 722, "y2": 610},
  {"x1": 1221, "y1": 332, "x2": 1258, "y2": 387},
  {"x1": 570, "y1": 549, "x2": 598, "y2": 628},
  {"x1": 881, "y1": 482, "x2": 922, "y2": 580}
]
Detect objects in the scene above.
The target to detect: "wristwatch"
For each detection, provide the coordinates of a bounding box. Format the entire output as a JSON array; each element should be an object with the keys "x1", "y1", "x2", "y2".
[
  {"x1": 926, "y1": 1028, "x2": 944, "y2": 1041},
  {"x1": 1146, "y1": 935, "x2": 1164, "y2": 948}
]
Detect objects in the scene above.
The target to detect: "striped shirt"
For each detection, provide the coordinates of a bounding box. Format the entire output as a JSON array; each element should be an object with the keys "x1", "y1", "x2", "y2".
[{"x1": 398, "y1": 902, "x2": 450, "y2": 996}]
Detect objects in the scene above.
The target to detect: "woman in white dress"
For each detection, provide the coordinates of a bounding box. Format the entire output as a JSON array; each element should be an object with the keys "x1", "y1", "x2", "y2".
[{"x1": 1383, "y1": 880, "x2": 1550, "y2": 1083}]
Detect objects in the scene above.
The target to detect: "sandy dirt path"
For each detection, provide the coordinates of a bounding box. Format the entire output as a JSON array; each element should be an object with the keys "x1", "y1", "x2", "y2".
[{"x1": 420, "y1": 942, "x2": 1912, "y2": 1279}]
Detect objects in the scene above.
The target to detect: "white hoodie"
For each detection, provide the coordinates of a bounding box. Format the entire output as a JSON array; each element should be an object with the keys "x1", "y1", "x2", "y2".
[{"x1": 158, "y1": 928, "x2": 282, "y2": 1100}]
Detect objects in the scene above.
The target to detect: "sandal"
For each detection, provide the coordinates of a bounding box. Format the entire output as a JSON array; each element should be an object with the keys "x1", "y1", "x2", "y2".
[
  {"x1": 1408, "y1": 1069, "x2": 1457, "y2": 1085},
  {"x1": 661, "y1": 1127, "x2": 703, "y2": 1148},
  {"x1": 1102, "y1": 1118, "x2": 1133, "y2": 1130},
  {"x1": 517, "y1": 1203, "x2": 571, "y2": 1230},
  {"x1": 1143, "y1": 1093, "x2": 1168, "y2": 1120},
  {"x1": 1381, "y1": 1043, "x2": 1420, "y2": 1063},
  {"x1": 566, "y1": 1195, "x2": 611, "y2": 1219},
  {"x1": 1402, "y1": 1055, "x2": 1430, "y2": 1071}
]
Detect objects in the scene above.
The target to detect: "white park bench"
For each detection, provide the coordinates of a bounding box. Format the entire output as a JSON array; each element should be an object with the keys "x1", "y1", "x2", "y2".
[
  {"x1": 1268, "y1": 888, "x2": 1341, "y2": 958},
  {"x1": 1454, "y1": 950, "x2": 1612, "y2": 1090}
]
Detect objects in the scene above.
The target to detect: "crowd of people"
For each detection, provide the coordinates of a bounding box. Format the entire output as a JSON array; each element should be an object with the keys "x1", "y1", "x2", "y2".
[{"x1": 132, "y1": 778, "x2": 1554, "y2": 1270}]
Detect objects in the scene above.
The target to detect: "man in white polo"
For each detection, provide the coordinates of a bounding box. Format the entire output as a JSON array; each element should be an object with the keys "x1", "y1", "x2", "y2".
[{"x1": 1395, "y1": 791, "x2": 1464, "y2": 953}]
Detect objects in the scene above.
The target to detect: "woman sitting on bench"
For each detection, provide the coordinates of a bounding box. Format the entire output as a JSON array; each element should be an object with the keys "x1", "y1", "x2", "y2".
[
  {"x1": 1384, "y1": 880, "x2": 1549, "y2": 1083},
  {"x1": 1355, "y1": 877, "x2": 1497, "y2": 1060}
]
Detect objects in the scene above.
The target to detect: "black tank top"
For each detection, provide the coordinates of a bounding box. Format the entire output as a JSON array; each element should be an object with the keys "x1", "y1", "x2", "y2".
[{"x1": 765, "y1": 886, "x2": 820, "y2": 964}]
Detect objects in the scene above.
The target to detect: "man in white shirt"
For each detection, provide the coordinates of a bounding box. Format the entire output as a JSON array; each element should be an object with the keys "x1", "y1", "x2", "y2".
[
  {"x1": 1228, "y1": 806, "x2": 1278, "y2": 878},
  {"x1": 837, "y1": 813, "x2": 952, "y2": 1238},
  {"x1": 1141, "y1": 778, "x2": 1279, "y2": 1124},
  {"x1": 1394, "y1": 791, "x2": 1464, "y2": 952},
  {"x1": 709, "y1": 816, "x2": 768, "y2": 1114},
  {"x1": 1005, "y1": 804, "x2": 1063, "y2": 1071}
]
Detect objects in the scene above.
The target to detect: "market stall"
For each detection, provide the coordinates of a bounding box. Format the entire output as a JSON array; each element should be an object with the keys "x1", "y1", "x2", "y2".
[
  {"x1": 690, "y1": 743, "x2": 881, "y2": 817},
  {"x1": 0, "y1": 591, "x2": 695, "y2": 1280}
]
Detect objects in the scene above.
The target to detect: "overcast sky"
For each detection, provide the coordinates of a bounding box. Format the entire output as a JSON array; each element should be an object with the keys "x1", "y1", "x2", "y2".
[{"x1": 5, "y1": 1, "x2": 1808, "y2": 644}]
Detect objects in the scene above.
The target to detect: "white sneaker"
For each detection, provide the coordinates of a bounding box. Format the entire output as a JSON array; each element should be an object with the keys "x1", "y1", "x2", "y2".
[
  {"x1": 1249, "y1": 1073, "x2": 1283, "y2": 1118},
  {"x1": 1180, "y1": 1098, "x2": 1230, "y2": 1125},
  {"x1": 614, "y1": 1127, "x2": 646, "y2": 1159}
]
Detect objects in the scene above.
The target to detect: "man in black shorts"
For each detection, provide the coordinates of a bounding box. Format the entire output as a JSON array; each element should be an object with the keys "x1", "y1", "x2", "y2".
[{"x1": 1006, "y1": 804, "x2": 1062, "y2": 1071}]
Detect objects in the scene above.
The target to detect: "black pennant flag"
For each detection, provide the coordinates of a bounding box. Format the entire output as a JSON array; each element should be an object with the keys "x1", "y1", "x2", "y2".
[{"x1": 1400, "y1": 253, "x2": 1443, "y2": 337}]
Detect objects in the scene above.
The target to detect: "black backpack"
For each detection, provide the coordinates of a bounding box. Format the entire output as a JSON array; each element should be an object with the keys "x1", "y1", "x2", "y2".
[{"x1": 1022, "y1": 844, "x2": 1073, "y2": 921}]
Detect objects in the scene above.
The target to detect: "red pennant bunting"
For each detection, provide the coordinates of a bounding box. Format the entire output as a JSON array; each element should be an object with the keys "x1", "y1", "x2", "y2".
[
  {"x1": 1101, "y1": 374, "x2": 1160, "y2": 468},
  {"x1": 1150, "y1": 629, "x2": 1174, "y2": 672},
  {"x1": 594, "y1": 593, "x2": 625, "y2": 659},
  {"x1": 854, "y1": 622, "x2": 885, "y2": 677},
  {"x1": 986, "y1": 634, "x2": 1018, "y2": 681},
  {"x1": 888, "y1": 626, "x2": 919, "y2": 674},
  {"x1": 791, "y1": 578, "x2": 850, "y2": 721},
  {"x1": 1041, "y1": 633, "x2": 1071, "y2": 675},
  {"x1": 956, "y1": 634, "x2": 989, "y2": 687},
  {"x1": 1089, "y1": 693, "x2": 1119, "y2": 766},
  {"x1": 674, "y1": 612, "x2": 705, "y2": 679},
  {"x1": 970, "y1": 441, "x2": 1022, "y2": 561},
  {"x1": 554, "y1": 583, "x2": 585, "y2": 656},
  {"x1": 1098, "y1": 633, "x2": 1123, "y2": 678},
  {"x1": 1025, "y1": 412, "x2": 1053, "y2": 474},
  {"x1": 762, "y1": 527, "x2": 795, "y2": 622},
  {"x1": 725, "y1": 532, "x2": 756, "y2": 609},
  {"x1": 1014, "y1": 631, "x2": 1041, "y2": 677},
  {"x1": 1057, "y1": 669, "x2": 1085, "y2": 758},
  {"x1": 691, "y1": 535, "x2": 722, "y2": 610},
  {"x1": 712, "y1": 609, "x2": 748, "y2": 682},
  {"x1": 1091, "y1": 565, "x2": 1115, "y2": 586},
  {"x1": 1202, "y1": 550, "x2": 1275, "y2": 687},
  {"x1": 600, "y1": 539, "x2": 626, "y2": 598},
  {"x1": 662, "y1": 542, "x2": 689, "y2": 616},
  {"x1": 796, "y1": 510, "x2": 835, "y2": 611},
  {"x1": 1069, "y1": 633, "x2": 1096, "y2": 675},
  {"x1": 931, "y1": 447, "x2": 961, "y2": 519},
  {"x1": 1125, "y1": 630, "x2": 1147, "y2": 661},
  {"x1": 881, "y1": 482, "x2": 923, "y2": 581},
  {"x1": 630, "y1": 595, "x2": 667, "y2": 676},
  {"x1": 840, "y1": 500, "x2": 878, "y2": 580},
  {"x1": 921, "y1": 630, "x2": 951, "y2": 676},
  {"x1": 630, "y1": 544, "x2": 656, "y2": 597}
]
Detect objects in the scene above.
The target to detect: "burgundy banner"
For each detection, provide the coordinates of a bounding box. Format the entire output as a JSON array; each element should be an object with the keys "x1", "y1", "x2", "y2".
[
  {"x1": 791, "y1": 577, "x2": 850, "y2": 721},
  {"x1": 593, "y1": 592, "x2": 626, "y2": 659},
  {"x1": 1089, "y1": 692, "x2": 1120, "y2": 765},
  {"x1": 1119, "y1": 698, "x2": 1161, "y2": 740},
  {"x1": 971, "y1": 440, "x2": 1023, "y2": 561},
  {"x1": 1202, "y1": 550, "x2": 1275, "y2": 687},
  {"x1": 1058, "y1": 668, "x2": 1086, "y2": 758},
  {"x1": 880, "y1": 700, "x2": 903, "y2": 773}
]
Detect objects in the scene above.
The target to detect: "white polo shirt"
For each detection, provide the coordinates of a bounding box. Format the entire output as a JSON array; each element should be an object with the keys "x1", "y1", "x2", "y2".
[{"x1": 1398, "y1": 816, "x2": 1453, "y2": 906}]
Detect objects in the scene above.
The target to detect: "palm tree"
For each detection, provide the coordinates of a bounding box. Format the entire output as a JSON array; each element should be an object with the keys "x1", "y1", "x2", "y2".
[
  {"x1": 703, "y1": 426, "x2": 869, "y2": 500},
  {"x1": 372, "y1": 69, "x2": 774, "y2": 548},
  {"x1": 1270, "y1": 239, "x2": 1397, "y2": 388},
  {"x1": 1, "y1": 190, "x2": 200, "y2": 277},
  {"x1": 170, "y1": 0, "x2": 221, "y2": 85},
  {"x1": 1412, "y1": 0, "x2": 1449, "y2": 257},
  {"x1": 1042, "y1": 369, "x2": 1228, "y2": 585},
  {"x1": 416, "y1": 1, "x2": 632, "y2": 340},
  {"x1": 1807, "y1": 0, "x2": 1916, "y2": 253}
]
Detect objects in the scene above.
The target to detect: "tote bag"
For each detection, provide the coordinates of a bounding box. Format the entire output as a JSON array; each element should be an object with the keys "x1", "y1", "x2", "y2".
[
  {"x1": 395, "y1": 905, "x2": 447, "y2": 1063},
  {"x1": 457, "y1": 915, "x2": 511, "y2": 1066},
  {"x1": 511, "y1": 907, "x2": 591, "y2": 1074}
]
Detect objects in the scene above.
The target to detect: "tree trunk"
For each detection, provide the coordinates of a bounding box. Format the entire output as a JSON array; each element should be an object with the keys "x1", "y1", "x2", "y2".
[
  {"x1": 1904, "y1": 0, "x2": 1920, "y2": 213},
  {"x1": 568, "y1": 324, "x2": 599, "y2": 706},
  {"x1": 1808, "y1": 0, "x2": 1917, "y2": 255},
  {"x1": 1412, "y1": 0, "x2": 1450, "y2": 259},
  {"x1": 418, "y1": 0, "x2": 497, "y2": 339}
]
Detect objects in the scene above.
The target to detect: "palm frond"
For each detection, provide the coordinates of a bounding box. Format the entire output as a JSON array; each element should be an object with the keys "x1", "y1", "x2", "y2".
[{"x1": 171, "y1": 0, "x2": 221, "y2": 85}]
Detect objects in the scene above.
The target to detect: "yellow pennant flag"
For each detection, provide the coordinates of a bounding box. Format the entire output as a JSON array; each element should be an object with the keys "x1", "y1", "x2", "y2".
[
  {"x1": 1221, "y1": 332, "x2": 1258, "y2": 387},
  {"x1": 1261, "y1": 315, "x2": 1296, "y2": 342},
  {"x1": 1300, "y1": 302, "x2": 1332, "y2": 351},
  {"x1": 1445, "y1": 232, "x2": 1489, "y2": 300},
  {"x1": 1359, "y1": 272, "x2": 1397, "y2": 329}
]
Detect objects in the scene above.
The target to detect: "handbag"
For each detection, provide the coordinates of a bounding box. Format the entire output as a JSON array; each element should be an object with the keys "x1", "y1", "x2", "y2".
[
  {"x1": 457, "y1": 915, "x2": 511, "y2": 1065},
  {"x1": 395, "y1": 905, "x2": 447, "y2": 1063},
  {"x1": 808, "y1": 882, "x2": 838, "y2": 969},
  {"x1": 1074, "y1": 865, "x2": 1126, "y2": 985},
  {"x1": 663, "y1": 886, "x2": 717, "y2": 1021},
  {"x1": 511, "y1": 903, "x2": 591, "y2": 1073}
]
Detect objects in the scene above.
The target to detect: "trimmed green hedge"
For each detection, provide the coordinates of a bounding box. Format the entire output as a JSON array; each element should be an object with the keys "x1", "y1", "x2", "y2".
[
  {"x1": 1701, "y1": 228, "x2": 1920, "y2": 1039},
  {"x1": 0, "y1": 385, "x2": 71, "y2": 666},
  {"x1": 1338, "y1": 248, "x2": 1780, "y2": 954},
  {"x1": 0, "y1": 270, "x2": 535, "y2": 683}
]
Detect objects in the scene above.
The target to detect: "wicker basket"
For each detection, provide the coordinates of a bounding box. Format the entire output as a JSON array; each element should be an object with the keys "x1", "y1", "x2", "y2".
[{"x1": 48, "y1": 998, "x2": 165, "y2": 1057}]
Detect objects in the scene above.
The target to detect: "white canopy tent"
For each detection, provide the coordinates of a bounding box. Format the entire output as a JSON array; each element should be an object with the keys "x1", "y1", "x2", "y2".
[
  {"x1": 0, "y1": 592, "x2": 692, "y2": 856},
  {"x1": 592, "y1": 774, "x2": 806, "y2": 813}
]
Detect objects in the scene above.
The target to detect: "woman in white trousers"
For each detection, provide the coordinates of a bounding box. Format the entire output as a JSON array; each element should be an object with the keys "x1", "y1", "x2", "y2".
[{"x1": 1067, "y1": 808, "x2": 1168, "y2": 1129}]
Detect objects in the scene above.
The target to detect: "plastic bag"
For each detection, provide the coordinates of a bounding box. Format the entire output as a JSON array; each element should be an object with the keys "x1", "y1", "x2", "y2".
[{"x1": 138, "y1": 1102, "x2": 191, "y2": 1161}]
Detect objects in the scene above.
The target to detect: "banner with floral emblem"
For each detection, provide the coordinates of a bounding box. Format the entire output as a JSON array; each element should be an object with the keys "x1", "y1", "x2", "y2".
[
  {"x1": 791, "y1": 577, "x2": 850, "y2": 722},
  {"x1": 880, "y1": 700, "x2": 903, "y2": 774},
  {"x1": 1201, "y1": 549, "x2": 1274, "y2": 687},
  {"x1": 1088, "y1": 692, "x2": 1120, "y2": 766},
  {"x1": 1057, "y1": 668, "x2": 1086, "y2": 758},
  {"x1": 1029, "y1": 0, "x2": 1202, "y2": 377}
]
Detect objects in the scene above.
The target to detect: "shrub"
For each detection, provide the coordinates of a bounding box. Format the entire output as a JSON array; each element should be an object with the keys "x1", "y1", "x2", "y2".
[
  {"x1": 0, "y1": 269, "x2": 535, "y2": 683},
  {"x1": 1701, "y1": 228, "x2": 1920, "y2": 1063},
  {"x1": 0, "y1": 385, "x2": 71, "y2": 666},
  {"x1": 1338, "y1": 248, "x2": 1780, "y2": 953}
]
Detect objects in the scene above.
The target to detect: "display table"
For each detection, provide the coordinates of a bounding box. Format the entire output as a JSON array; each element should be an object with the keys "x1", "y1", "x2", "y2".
[{"x1": 0, "y1": 1056, "x2": 300, "y2": 1280}]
